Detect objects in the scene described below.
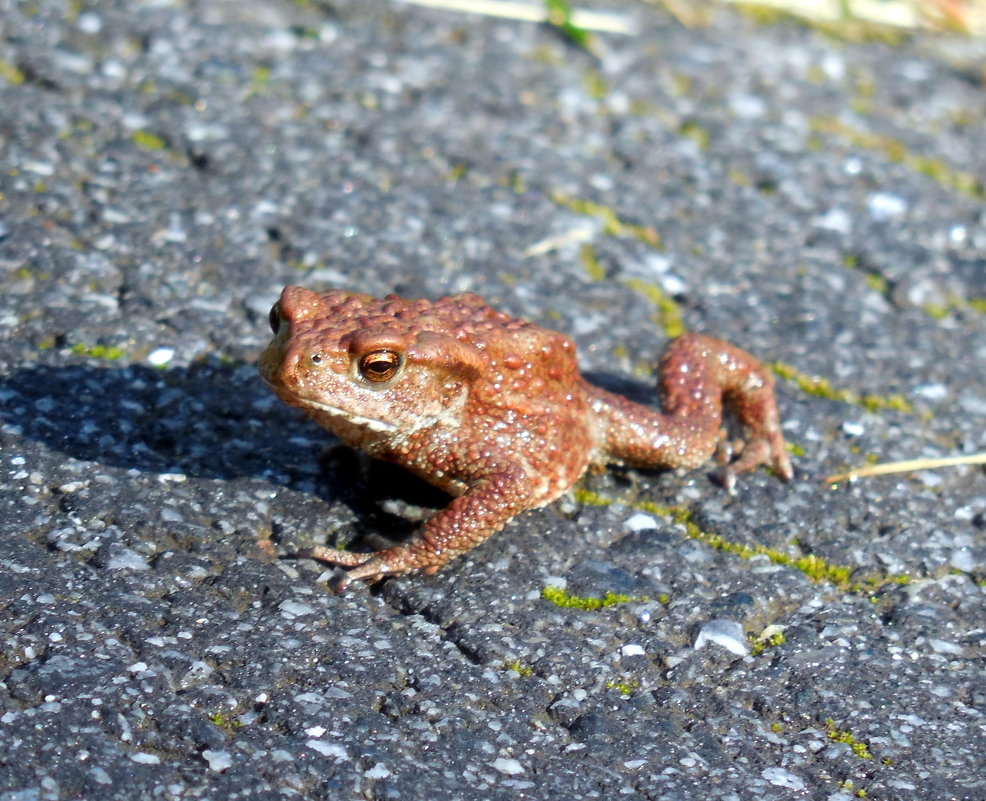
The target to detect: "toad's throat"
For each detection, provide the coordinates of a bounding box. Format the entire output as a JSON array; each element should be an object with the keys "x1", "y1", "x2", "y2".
[{"x1": 297, "y1": 398, "x2": 397, "y2": 433}]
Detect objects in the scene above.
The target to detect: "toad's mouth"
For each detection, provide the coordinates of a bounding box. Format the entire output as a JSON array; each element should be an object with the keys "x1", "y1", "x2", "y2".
[
  {"x1": 294, "y1": 397, "x2": 397, "y2": 434},
  {"x1": 260, "y1": 375, "x2": 397, "y2": 434}
]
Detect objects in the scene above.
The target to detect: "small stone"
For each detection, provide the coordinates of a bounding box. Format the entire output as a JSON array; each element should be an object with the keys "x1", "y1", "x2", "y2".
[
  {"x1": 492, "y1": 757, "x2": 525, "y2": 775},
  {"x1": 694, "y1": 619, "x2": 748, "y2": 656},
  {"x1": 202, "y1": 750, "x2": 232, "y2": 772}
]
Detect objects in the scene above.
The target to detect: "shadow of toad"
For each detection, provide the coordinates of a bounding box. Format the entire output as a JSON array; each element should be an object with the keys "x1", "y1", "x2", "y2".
[{"x1": 0, "y1": 358, "x2": 305, "y2": 482}]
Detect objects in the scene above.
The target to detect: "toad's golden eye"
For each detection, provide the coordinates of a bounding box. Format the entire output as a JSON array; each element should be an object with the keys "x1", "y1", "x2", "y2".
[
  {"x1": 359, "y1": 350, "x2": 402, "y2": 383},
  {"x1": 268, "y1": 302, "x2": 281, "y2": 334}
]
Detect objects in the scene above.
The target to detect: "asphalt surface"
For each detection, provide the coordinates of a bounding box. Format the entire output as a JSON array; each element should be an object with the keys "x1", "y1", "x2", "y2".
[{"x1": 1, "y1": 1, "x2": 984, "y2": 800}]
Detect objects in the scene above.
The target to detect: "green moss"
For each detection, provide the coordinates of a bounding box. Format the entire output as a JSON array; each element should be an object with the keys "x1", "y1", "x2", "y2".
[
  {"x1": 507, "y1": 169, "x2": 525, "y2": 194},
  {"x1": 0, "y1": 58, "x2": 25, "y2": 85},
  {"x1": 772, "y1": 361, "x2": 913, "y2": 414},
  {"x1": 605, "y1": 678, "x2": 639, "y2": 695},
  {"x1": 734, "y1": 3, "x2": 909, "y2": 45},
  {"x1": 579, "y1": 243, "x2": 606, "y2": 281},
  {"x1": 132, "y1": 130, "x2": 166, "y2": 151},
  {"x1": 679, "y1": 121, "x2": 710, "y2": 151},
  {"x1": 864, "y1": 272, "x2": 888, "y2": 294},
  {"x1": 502, "y1": 660, "x2": 533, "y2": 677},
  {"x1": 622, "y1": 278, "x2": 686, "y2": 339},
  {"x1": 447, "y1": 163, "x2": 467, "y2": 181},
  {"x1": 541, "y1": 584, "x2": 646, "y2": 611},
  {"x1": 921, "y1": 294, "x2": 986, "y2": 320},
  {"x1": 71, "y1": 343, "x2": 125, "y2": 360},
  {"x1": 252, "y1": 64, "x2": 272, "y2": 88},
  {"x1": 210, "y1": 712, "x2": 244, "y2": 733},
  {"x1": 811, "y1": 117, "x2": 985, "y2": 200},
  {"x1": 749, "y1": 630, "x2": 786, "y2": 656},
  {"x1": 826, "y1": 718, "x2": 874, "y2": 760},
  {"x1": 571, "y1": 488, "x2": 910, "y2": 593},
  {"x1": 550, "y1": 191, "x2": 661, "y2": 247}
]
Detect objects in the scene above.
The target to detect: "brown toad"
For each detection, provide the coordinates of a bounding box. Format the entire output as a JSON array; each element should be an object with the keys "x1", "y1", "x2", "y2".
[{"x1": 259, "y1": 286, "x2": 792, "y2": 590}]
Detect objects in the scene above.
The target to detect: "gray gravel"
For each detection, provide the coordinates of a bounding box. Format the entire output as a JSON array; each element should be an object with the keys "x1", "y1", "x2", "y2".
[{"x1": 1, "y1": 1, "x2": 984, "y2": 799}]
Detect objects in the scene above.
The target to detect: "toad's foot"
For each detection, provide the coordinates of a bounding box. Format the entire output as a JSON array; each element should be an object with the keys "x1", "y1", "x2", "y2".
[
  {"x1": 306, "y1": 544, "x2": 446, "y2": 592},
  {"x1": 712, "y1": 430, "x2": 793, "y2": 492}
]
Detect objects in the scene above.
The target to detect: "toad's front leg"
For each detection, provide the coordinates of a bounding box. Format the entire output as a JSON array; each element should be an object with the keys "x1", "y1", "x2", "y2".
[{"x1": 306, "y1": 465, "x2": 534, "y2": 591}]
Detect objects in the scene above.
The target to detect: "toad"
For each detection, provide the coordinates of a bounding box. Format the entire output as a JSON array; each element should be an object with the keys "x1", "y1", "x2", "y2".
[{"x1": 260, "y1": 287, "x2": 792, "y2": 590}]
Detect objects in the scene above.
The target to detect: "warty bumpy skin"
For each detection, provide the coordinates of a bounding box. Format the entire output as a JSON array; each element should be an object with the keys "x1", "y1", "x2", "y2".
[{"x1": 259, "y1": 286, "x2": 793, "y2": 591}]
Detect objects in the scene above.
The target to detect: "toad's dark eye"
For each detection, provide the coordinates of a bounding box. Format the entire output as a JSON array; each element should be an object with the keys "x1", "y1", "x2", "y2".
[
  {"x1": 359, "y1": 349, "x2": 402, "y2": 383},
  {"x1": 268, "y1": 302, "x2": 281, "y2": 334}
]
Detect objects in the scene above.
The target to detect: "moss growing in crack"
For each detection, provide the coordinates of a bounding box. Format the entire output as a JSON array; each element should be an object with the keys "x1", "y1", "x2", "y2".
[
  {"x1": 811, "y1": 117, "x2": 985, "y2": 200},
  {"x1": 864, "y1": 272, "x2": 889, "y2": 295},
  {"x1": 550, "y1": 191, "x2": 661, "y2": 247},
  {"x1": 826, "y1": 718, "x2": 874, "y2": 760},
  {"x1": 132, "y1": 130, "x2": 167, "y2": 151},
  {"x1": 571, "y1": 488, "x2": 910, "y2": 592},
  {"x1": 502, "y1": 660, "x2": 533, "y2": 677},
  {"x1": 922, "y1": 294, "x2": 986, "y2": 320},
  {"x1": 71, "y1": 343, "x2": 125, "y2": 360},
  {"x1": 605, "y1": 678, "x2": 639, "y2": 695},
  {"x1": 210, "y1": 712, "x2": 244, "y2": 733},
  {"x1": 0, "y1": 58, "x2": 25, "y2": 85},
  {"x1": 541, "y1": 584, "x2": 646, "y2": 611},
  {"x1": 837, "y1": 780, "x2": 869, "y2": 798},
  {"x1": 842, "y1": 256, "x2": 984, "y2": 322},
  {"x1": 786, "y1": 441, "x2": 806, "y2": 458},
  {"x1": 771, "y1": 361, "x2": 913, "y2": 414},
  {"x1": 579, "y1": 242, "x2": 606, "y2": 281},
  {"x1": 748, "y1": 629, "x2": 786, "y2": 657},
  {"x1": 622, "y1": 278, "x2": 686, "y2": 339},
  {"x1": 735, "y1": 4, "x2": 909, "y2": 45},
  {"x1": 679, "y1": 120, "x2": 710, "y2": 150}
]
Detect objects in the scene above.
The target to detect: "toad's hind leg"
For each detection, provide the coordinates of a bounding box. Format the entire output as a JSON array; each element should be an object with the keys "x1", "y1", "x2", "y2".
[{"x1": 592, "y1": 332, "x2": 792, "y2": 488}]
